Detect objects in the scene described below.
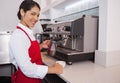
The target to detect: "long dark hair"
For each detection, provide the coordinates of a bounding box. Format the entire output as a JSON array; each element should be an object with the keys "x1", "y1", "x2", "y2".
[{"x1": 17, "y1": 0, "x2": 40, "y2": 20}]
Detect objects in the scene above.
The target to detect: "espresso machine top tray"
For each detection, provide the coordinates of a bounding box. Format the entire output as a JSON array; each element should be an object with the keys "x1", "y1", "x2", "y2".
[{"x1": 56, "y1": 47, "x2": 83, "y2": 55}]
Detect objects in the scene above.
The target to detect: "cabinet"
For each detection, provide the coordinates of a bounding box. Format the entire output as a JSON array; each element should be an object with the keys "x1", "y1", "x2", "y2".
[
  {"x1": 43, "y1": 74, "x2": 67, "y2": 83},
  {"x1": 0, "y1": 64, "x2": 16, "y2": 83}
]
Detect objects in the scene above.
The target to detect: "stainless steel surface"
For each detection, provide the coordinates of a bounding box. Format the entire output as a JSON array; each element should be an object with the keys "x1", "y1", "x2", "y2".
[
  {"x1": 48, "y1": 41, "x2": 57, "y2": 56},
  {"x1": 34, "y1": 33, "x2": 43, "y2": 43},
  {"x1": 0, "y1": 52, "x2": 10, "y2": 64},
  {"x1": 43, "y1": 15, "x2": 98, "y2": 63},
  {"x1": 0, "y1": 64, "x2": 15, "y2": 77},
  {"x1": 45, "y1": 15, "x2": 98, "y2": 52},
  {"x1": 0, "y1": 32, "x2": 12, "y2": 64},
  {"x1": 56, "y1": 47, "x2": 83, "y2": 55},
  {"x1": 45, "y1": 19, "x2": 84, "y2": 51}
]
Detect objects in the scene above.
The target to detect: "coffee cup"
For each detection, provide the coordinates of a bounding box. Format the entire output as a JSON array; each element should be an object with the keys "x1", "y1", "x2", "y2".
[{"x1": 56, "y1": 61, "x2": 66, "y2": 68}]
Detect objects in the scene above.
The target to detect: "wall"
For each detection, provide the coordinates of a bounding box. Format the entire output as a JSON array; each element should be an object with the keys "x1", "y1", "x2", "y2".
[
  {"x1": 0, "y1": 0, "x2": 42, "y2": 32},
  {"x1": 40, "y1": 0, "x2": 99, "y2": 24},
  {"x1": 52, "y1": 0, "x2": 99, "y2": 22},
  {"x1": 0, "y1": 0, "x2": 22, "y2": 31},
  {"x1": 95, "y1": 0, "x2": 120, "y2": 67},
  {"x1": 52, "y1": 7, "x2": 99, "y2": 22}
]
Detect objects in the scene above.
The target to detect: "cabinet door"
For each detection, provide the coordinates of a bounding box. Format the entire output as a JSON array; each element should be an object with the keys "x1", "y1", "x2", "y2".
[{"x1": 43, "y1": 74, "x2": 67, "y2": 83}]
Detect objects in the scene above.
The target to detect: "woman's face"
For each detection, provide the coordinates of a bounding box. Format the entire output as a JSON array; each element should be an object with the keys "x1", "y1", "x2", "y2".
[{"x1": 20, "y1": 6, "x2": 40, "y2": 28}]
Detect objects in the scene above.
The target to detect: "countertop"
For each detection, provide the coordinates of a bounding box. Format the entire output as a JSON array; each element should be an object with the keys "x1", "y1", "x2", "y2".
[{"x1": 41, "y1": 52, "x2": 103, "y2": 83}]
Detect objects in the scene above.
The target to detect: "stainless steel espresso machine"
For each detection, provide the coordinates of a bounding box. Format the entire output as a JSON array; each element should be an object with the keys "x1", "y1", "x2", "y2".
[{"x1": 43, "y1": 15, "x2": 98, "y2": 65}]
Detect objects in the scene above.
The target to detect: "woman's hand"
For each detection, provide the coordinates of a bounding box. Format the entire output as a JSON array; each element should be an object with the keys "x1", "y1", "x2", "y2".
[
  {"x1": 48, "y1": 63, "x2": 63, "y2": 74},
  {"x1": 40, "y1": 40, "x2": 51, "y2": 49}
]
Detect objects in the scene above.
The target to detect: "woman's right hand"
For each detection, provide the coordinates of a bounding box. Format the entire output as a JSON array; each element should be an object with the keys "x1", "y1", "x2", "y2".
[
  {"x1": 48, "y1": 63, "x2": 63, "y2": 74},
  {"x1": 40, "y1": 40, "x2": 51, "y2": 50}
]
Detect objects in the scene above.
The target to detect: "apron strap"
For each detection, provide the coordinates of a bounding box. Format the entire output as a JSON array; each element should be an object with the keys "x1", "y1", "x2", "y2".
[{"x1": 17, "y1": 26, "x2": 32, "y2": 43}]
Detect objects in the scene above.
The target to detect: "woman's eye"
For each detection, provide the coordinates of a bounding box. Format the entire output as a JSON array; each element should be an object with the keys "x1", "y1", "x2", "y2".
[
  {"x1": 37, "y1": 14, "x2": 39, "y2": 17},
  {"x1": 30, "y1": 12, "x2": 39, "y2": 18},
  {"x1": 31, "y1": 13, "x2": 39, "y2": 17},
  {"x1": 31, "y1": 13, "x2": 36, "y2": 16}
]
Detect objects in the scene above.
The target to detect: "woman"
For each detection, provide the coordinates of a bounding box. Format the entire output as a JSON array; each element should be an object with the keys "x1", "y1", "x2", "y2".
[{"x1": 9, "y1": 0, "x2": 63, "y2": 83}]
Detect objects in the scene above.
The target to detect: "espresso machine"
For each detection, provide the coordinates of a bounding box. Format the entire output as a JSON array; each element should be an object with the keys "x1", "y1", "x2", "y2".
[{"x1": 43, "y1": 15, "x2": 98, "y2": 65}]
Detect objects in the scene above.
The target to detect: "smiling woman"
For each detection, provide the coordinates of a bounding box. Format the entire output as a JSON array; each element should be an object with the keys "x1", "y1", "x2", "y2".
[
  {"x1": 17, "y1": 0, "x2": 40, "y2": 28},
  {"x1": 9, "y1": 0, "x2": 63, "y2": 83}
]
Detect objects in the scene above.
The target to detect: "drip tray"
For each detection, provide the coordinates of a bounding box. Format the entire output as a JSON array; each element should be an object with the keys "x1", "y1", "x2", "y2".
[
  {"x1": 52, "y1": 47, "x2": 94, "y2": 65},
  {"x1": 56, "y1": 47, "x2": 82, "y2": 55}
]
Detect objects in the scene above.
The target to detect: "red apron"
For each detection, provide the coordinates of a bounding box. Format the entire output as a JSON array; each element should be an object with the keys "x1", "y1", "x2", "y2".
[{"x1": 11, "y1": 26, "x2": 42, "y2": 83}]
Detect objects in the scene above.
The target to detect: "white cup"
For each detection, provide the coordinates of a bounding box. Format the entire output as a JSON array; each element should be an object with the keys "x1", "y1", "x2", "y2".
[{"x1": 56, "y1": 61, "x2": 66, "y2": 68}]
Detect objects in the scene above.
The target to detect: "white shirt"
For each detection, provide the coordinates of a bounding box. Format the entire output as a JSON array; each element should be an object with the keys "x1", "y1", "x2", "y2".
[{"x1": 9, "y1": 23, "x2": 48, "y2": 79}]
